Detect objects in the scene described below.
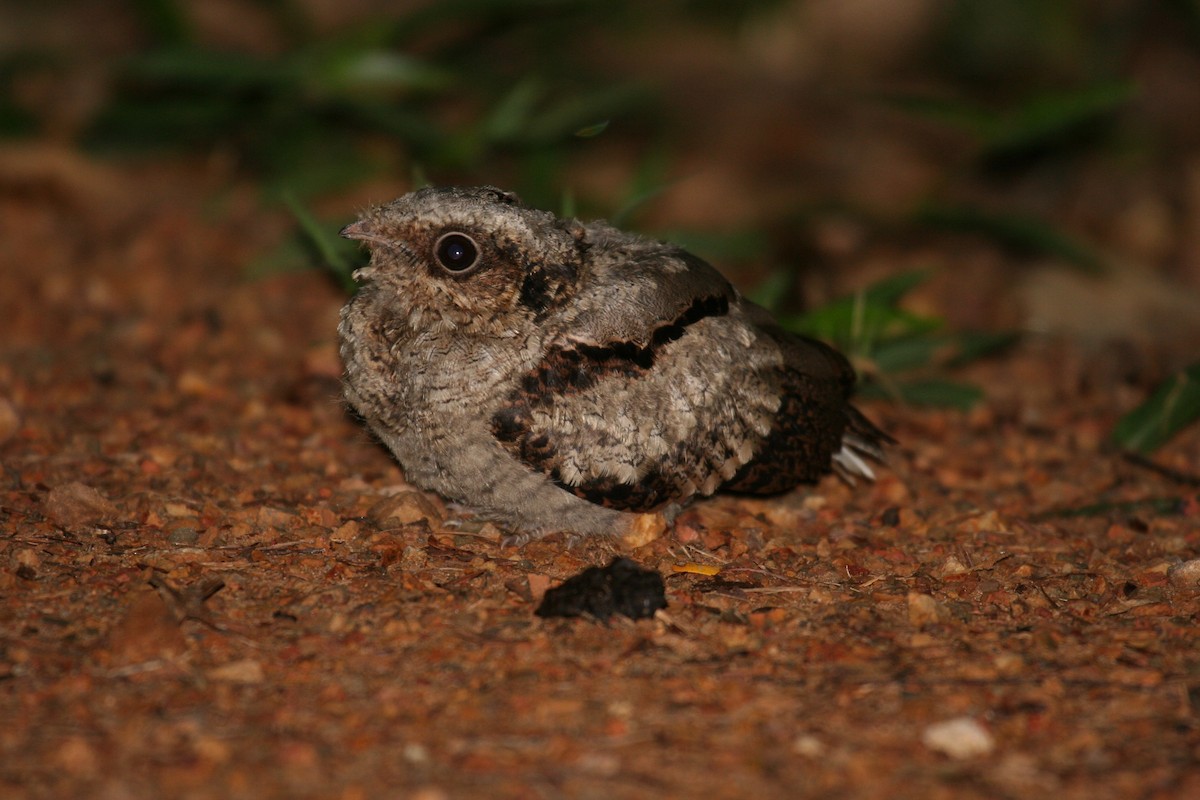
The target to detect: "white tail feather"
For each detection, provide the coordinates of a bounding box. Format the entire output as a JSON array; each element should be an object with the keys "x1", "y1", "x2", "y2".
[{"x1": 832, "y1": 444, "x2": 875, "y2": 483}]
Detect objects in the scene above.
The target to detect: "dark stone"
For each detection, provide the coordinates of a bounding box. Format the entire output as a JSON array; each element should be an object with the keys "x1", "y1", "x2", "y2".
[{"x1": 535, "y1": 557, "x2": 667, "y2": 621}]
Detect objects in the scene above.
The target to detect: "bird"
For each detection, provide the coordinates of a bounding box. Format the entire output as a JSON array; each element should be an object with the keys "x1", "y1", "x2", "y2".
[{"x1": 337, "y1": 185, "x2": 891, "y2": 543}]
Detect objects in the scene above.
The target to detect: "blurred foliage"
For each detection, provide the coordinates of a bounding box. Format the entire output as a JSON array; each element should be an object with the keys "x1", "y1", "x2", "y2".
[
  {"x1": 1173, "y1": 0, "x2": 1200, "y2": 48},
  {"x1": 84, "y1": 0, "x2": 665, "y2": 201},
  {"x1": 933, "y1": 0, "x2": 1105, "y2": 89},
  {"x1": 915, "y1": 203, "x2": 1104, "y2": 273},
  {"x1": 1111, "y1": 363, "x2": 1200, "y2": 454},
  {"x1": 276, "y1": 191, "x2": 360, "y2": 293},
  {"x1": 5, "y1": 0, "x2": 1193, "y2": 417},
  {"x1": 887, "y1": 78, "x2": 1135, "y2": 275},
  {"x1": 759, "y1": 271, "x2": 1016, "y2": 410},
  {"x1": 74, "y1": 0, "x2": 796, "y2": 204},
  {"x1": 0, "y1": 54, "x2": 45, "y2": 137},
  {"x1": 1033, "y1": 496, "x2": 1187, "y2": 521},
  {"x1": 130, "y1": 0, "x2": 191, "y2": 46},
  {"x1": 892, "y1": 1, "x2": 1158, "y2": 273},
  {"x1": 885, "y1": 81, "x2": 1136, "y2": 171}
]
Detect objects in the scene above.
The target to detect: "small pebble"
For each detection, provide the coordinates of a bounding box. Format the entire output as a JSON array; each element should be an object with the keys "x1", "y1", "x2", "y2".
[
  {"x1": 45, "y1": 482, "x2": 119, "y2": 529},
  {"x1": 907, "y1": 592, "x2": 949, "y2": 627},
  {"x1": 922, "y1": 717, "x2": 995, "y2": 759},
  {"x1": 1167, "y1": 559, "x2": 1200, "y2": 594},
  {"x1": 368, "y1": 491, "x2": 444, "y2": 528},
  {"x1": 207, "y1": 659, "x2": 265, "y2": 684}
]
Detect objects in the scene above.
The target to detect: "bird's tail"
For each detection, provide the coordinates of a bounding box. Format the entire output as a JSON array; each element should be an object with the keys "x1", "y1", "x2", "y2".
[{"x1": 832, "y1": 405, "x2": 895, "y2": 483}]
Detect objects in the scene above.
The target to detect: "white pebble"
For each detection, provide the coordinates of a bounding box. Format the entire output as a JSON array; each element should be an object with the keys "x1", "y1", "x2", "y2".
[{"x1": 922, "y1": 717, "x2": 995, "y2": 759}]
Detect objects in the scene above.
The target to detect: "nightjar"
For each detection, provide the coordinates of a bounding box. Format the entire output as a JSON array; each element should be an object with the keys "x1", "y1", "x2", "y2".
[{"x1": 338, "y1": 186, "x2": 891, "y2": 542}]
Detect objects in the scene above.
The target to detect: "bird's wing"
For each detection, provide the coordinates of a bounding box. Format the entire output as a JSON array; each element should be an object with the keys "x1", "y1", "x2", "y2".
[
  {"x1": 723, "y1": 311, "x2": 894, "y2": 490},
  {"x1": 557, "y1": 224, "x2": 738, "y2": 350},
  {"x1": 489, "y1": 232, "x2": 761, "y2": 510},
  {"x1": 490, "y1": 233, "x2": 889, "y2": 513}
]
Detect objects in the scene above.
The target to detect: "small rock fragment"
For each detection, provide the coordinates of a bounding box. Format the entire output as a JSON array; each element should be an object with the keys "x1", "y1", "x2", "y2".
[
  {"x1": 938, "y1": 555, "x2": 970, "y2": 577},
  {"x1": 792, "y1": 734, "x2": 826, "y2": 757},
  {"x1": 330, "y1": 520, "x2": 361, "y2": 543},
  {"x1": 922, "y1": 717, "x2": 995, "y2": 759},
  {"x1": 207, "y1": 659, "x2": 265, "y2": 684},
  {"x1": 100, "y1": 587, "x2": 187, "y2": 667},
  {"x1": 166, "y1": 520, "x2": 201, "y2": 545},
  {"x1": 368, "y1": 491, "x2": 444, "y2": 529},
  {"x1": 1167, "y1": 559, "x2": 1200, "y2": 594},
  {"x1": 11, "y1": 547, "x2": 40, "y2": 579},
  {"x1": 45, "y1": 482, "x2": 120, "y2": 529},
  {"x1": 256, "y1": 505, "x2": 298, "y2": 530},
  {"x1": 907, "y1": 591, "x2": 950, "y2": 627},
  {"x1": 619, "y1": 512, "x2": 668, "y2": 548},
  {"x1": 959, "y1": 509, "x2": 1010, "y2": 535},
  {"x1": 536, "y1": 557, "x2": 667, "y2": 620}
]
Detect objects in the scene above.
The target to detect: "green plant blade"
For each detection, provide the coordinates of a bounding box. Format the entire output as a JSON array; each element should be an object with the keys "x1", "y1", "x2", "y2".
[
  {"x1": 858, "y1": 269, "x2": 931, "y2": 306},
  {"x1": 876, "y1": 93, "x2": 997, "y2": 137},
  {"x1": 870, "y1": 336, "x2": 945, "y2": 374},
  {"x1": 917, "y1": 203, "x2": 1104, "y2": 273},
  {"x1": 1111, "y1": 363, "x2": 1200, "y2": 454},
  {"x1": 782, "y1": 270, "x2": 939, "y2": 361},
  {"x1": 281, "y1": 192, "x2": 359, "y2": 292},
  {"x1": 658, "y1": 230, "x2": 768, "y2": 265},
  {"x1": 946, "y1": 330, "x2": 1021, "y2": 368},
  {"x1": 981, "y1": 81, "x2": 1136, "y2": 160},
  {"x1": 131, "y1": 0, "x2": 192, "y2": 46},
  {"x1": 858, "y1": 379, "x2": 983, "y2": 410},
  {"x1": 882, "y1": 82, "x2": 1136, "y2": 163}
]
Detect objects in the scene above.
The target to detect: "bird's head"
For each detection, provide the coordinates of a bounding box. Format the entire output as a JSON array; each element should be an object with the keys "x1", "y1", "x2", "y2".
[{"x1": 342, "y1": 186, "x2": 585, "y2": 335}]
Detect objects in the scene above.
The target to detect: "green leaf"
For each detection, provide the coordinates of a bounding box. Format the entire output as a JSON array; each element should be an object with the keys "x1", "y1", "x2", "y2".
[
  {"x1": 744, "y1": 270, "x2": 791, "y2": 309},
  {"x1": 610, "y1": 146, "x2": 672, "y2": 228},
  {"x1": 520, "y1": 84, "x2": 648, "y2": 146},
  {"x1": 981, "y1": 81, "x2": 1136, "y2": 159},
  {"x1": 878, "y1": 93, "x2": 998, "y2": 138},
  {"x1": 946, "y1": 330, "x2": 1020, "y2": 367},
  {"x1": 574, "y1": 120, "x2": 610, "y2": 138},
  {"x1": 870, "y1": 336, "x2": 945, "y2": 374},
  {"x1": 1033, "y1": 497, "x2": 1184, "y2": 520},
  {"x1": 130, "y1": 0, "x2": 192, "y2": 46},
  {"x1": 882, "y1": 82, "x2": 1136, "y2": 161},
  {"x1": 1111, "y1": 363, "x2": 1200, "y2": 454},
  {"x1": 918, "y1": 203, "x2": 1104, "y2": 273},
  {"x1": 858, "y1": 270, "x2": 931, "y2": 306},
  {"x1": 0, "y1": 100, "x2": 36, "y2": 138},
  {"x1": 306, "y1": 48, "x2": 452, "y2": 96},
  {"x1": 657, "y1": 229, "x2": 769, "y2": 264},
  {"x1": 558, "y1": 187, "x2": 577, "y2": 219},
  {"x1": 120, "y1": 49, "x2": 292, "y2": 91},
  {"x1": 783, "y1": 270, "x2": 939, "y2": 360},
  {"x1": 280, "y1": 192, "x2": 358, "y2": 292},
  {"x1": 482, "y1": 78, "x2": 544, "y2": 142},
  {"x1": 859, "y1": 379, "x2": 983, "y2": 410}
]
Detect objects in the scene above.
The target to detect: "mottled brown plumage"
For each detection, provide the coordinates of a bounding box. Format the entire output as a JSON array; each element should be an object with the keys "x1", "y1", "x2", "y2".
[{"x1": 337, "y1": 185, "x2": 890, "y2": 542}]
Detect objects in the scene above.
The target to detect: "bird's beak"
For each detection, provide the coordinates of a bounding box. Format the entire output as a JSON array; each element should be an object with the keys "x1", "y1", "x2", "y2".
[{"x1": 340, "y1": 219, "x2": 374, "y2": 241}]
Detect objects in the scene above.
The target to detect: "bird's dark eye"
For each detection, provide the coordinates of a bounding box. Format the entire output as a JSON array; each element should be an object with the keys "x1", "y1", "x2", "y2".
[{"x1": 434, "y1": 232, "x2": 480, "y2": 273}]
